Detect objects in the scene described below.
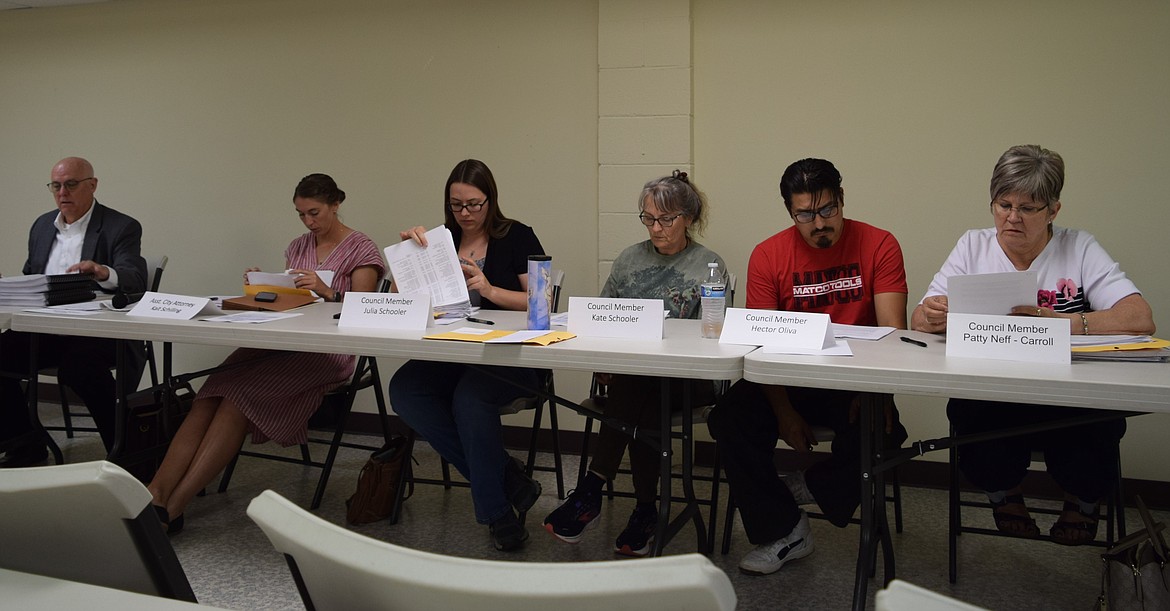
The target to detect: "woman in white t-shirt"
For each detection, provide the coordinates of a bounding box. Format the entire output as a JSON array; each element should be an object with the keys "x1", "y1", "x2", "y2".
[{"x1": 912, "y1": 145, "x2": 1155, "y2": 545}]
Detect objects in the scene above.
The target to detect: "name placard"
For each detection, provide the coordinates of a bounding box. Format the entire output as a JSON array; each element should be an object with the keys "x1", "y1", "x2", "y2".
[
  {"x1": 567, "y1": 297, "x2": 663, "y2": 340},
  {"x1": 719, "y1": 307, "x2": 832, "y2": 349},
  {"x1": 127, "y1": 292, "x2": 211, "y2": 320},
  {"x1": 338, "y1": 292, "x2": 431, "y2": 330},
  {"x1": 946, "y1": 313, "x2": 1070, "y2": 364}
]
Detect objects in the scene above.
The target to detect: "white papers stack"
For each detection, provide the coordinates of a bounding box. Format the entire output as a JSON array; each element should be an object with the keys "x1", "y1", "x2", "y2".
[
  {"x1": 1070, "y1": 335, "x2": 1170, "y2": 362},
  {"x1": 384, "y1": 226, "x2": 472, "y2": 320},
  {"x1": 0, "y1": 274, "x2": 95, "y2": 307}
]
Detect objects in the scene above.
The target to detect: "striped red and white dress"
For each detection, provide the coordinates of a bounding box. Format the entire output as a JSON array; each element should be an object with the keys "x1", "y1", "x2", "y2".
[{"x1": 197, "y1": 230, "x2": 385, "y2": 446}]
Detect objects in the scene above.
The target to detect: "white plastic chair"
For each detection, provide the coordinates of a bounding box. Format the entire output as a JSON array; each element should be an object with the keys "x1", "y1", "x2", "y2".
[
  {"x1": 247, "y1": 489, "x2": 737, "y2": 611},
  {"x1": 0, "y1": 460, "x2": 196, "y2": 601}
]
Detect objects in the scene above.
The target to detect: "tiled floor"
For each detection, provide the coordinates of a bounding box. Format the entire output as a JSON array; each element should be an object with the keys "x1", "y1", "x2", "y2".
[{"x1": 41, "y1": 409, "x2": 1151, "y2": 611}]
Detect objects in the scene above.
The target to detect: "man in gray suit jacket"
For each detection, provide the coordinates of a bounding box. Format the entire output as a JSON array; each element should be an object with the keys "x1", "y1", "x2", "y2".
[{"x1": 0, "y1": 157, "x2": 147, "y2": 466}]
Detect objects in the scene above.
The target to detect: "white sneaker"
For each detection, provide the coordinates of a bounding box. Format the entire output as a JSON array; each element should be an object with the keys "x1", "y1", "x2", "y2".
[
  {"x1": 782, "y1": 471, "x2": 816, "y2": 507},
  {"x1": 738, "y1": 511, "x2": 815, "y2": 575}
]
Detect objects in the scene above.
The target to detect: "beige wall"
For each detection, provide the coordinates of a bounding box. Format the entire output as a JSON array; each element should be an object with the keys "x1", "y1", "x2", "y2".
[{"x1": 2, "y1": 0, "x2": 1167, "y2": 480}]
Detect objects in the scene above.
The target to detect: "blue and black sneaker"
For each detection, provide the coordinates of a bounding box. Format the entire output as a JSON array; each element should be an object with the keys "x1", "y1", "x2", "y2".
[
  {"x1": 542, "y1": 473, "x2": 604, "y2": 543},
  {"x1": 614, "y1": 502, "x2": 658, "y2": 557}
]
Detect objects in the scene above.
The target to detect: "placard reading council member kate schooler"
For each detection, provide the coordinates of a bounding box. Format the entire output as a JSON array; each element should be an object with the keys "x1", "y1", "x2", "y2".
[
  {"x1": 568, "y1": 296, "x2": 664, "y2": 340},
  {"x1": 338, "y1": 291, "x2": 431, "y2": 331},
  {"x1": 719, "y1": 307, "x2": 833, "y2": 350},
  {"x1": 945, "y1": 313, "x2": 1070, "y2": 364}
]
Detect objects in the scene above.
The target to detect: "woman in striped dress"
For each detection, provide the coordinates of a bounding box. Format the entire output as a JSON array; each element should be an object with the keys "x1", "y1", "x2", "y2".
[{"x1": 147, "y1": 174, "x2": 385, "y2": 534}]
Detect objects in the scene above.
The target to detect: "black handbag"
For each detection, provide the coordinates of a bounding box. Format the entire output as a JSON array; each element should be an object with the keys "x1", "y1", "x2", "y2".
[{"x1": 1096, "y1": 496, "x2": 1170, "y2": 611}]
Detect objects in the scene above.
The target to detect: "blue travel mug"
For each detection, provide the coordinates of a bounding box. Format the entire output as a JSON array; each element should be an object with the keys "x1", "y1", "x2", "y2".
[{"x1": 527, "y1": 255, "x2": 552, "y2": 330}]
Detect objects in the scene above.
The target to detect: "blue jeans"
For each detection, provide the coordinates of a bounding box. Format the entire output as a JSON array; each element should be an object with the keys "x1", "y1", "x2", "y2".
[{"x1": 389, "y1": 360, "x2": 540, "y2": 524}]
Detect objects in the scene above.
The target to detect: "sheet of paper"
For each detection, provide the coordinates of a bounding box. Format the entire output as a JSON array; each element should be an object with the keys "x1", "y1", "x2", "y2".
[
  {"x1": 832, "y1": 323, "x2": 895, "y2": 340},
  {"x1": 246, "y1": 270, "x2": 335, "y2": 288},
  {"x1": 50, "y1": 301, "x2": 103, "y2": 311},
  {"x1": 550, "y1": 312, "x2": 569, "y2": 327},
  {"x1": 760, "y1": 340, "x2": 853, "y2": 356},
  {"x1": 201, "y1": 311, "x2": 303, "y2": 324},
  {"x1": 385, "y1": 226, "x2": 471, "y2": 312},
  {"x1": 948, "y1": 271, "x2": 1037, "y2": 315},
  {"x1": 1070, "y1": 335, "x2": 1151, "y2": 347},
  {"x1": 483, "y1": 330, "x2": 553, "y2": 343},
  {"x1": 24, "y1": 307, "x2": 103, "y2": 316}
]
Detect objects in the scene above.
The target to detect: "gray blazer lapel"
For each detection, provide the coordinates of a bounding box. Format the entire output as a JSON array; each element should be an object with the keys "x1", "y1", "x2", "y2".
[{"x1": 80, "y1": 201, "x2": 105, "y2": 262}]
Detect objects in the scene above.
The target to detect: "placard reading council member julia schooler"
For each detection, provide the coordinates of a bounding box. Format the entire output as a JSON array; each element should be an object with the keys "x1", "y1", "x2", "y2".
[
  {"x1": 719, "y1": 307, "x2": 833, "y2": 350},
  {"x1": 946, "y1": 313, "x2": 1070, "y2": 364},
  {"x1": 567, "y1": 296, "x2": 664, "y2": 340},
  {"x1": 338, "y1": 291, "x2": 431, "y2": 331}
]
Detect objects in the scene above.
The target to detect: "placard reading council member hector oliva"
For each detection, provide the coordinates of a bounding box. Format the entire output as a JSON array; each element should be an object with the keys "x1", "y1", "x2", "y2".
[
  {"x1": 720, "y1": 307, "x2": 833, "y2": 350},
  {"x1": 946, "y1": 313, "x2": 1070, "y2": 364},
  {"x1": 338, "y1": 291, "x2": 431, "y2": 330},
  {"x1": 568, "y1": 297, "x2": 664, "y2": 340}
]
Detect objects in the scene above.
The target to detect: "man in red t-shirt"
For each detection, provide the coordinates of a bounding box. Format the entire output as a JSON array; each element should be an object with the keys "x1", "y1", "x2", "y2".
[{"x1": 707, "y1": 158, "x2": 908, "y2": 576}]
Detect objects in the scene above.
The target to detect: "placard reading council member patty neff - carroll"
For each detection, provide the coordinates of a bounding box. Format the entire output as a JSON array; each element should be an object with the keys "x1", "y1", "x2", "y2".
[
  {"x1": 946, "y1": 313, "x2": 1070, "y2": 364},
  {"x1": 719, "y1": 307, "x2": 833, "y2": 350},
  {"x1": 567, "y1": 297, "x2": 664, "y2": 340},
  {"x1": 338, "y1": 292, "x2": 431, "y2": 330}
]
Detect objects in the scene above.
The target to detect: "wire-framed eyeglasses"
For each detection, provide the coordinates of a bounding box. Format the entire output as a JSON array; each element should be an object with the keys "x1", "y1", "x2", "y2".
[
  {"x1": 791, "y1": 202, "x2": 839, "y2": 224},
  {"x1": 638, "y1": 213, "x2": 683, "y2": 228}
]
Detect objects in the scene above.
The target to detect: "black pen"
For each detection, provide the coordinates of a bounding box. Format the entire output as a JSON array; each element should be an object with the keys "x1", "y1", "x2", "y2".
[
  {"x1": 900, "y1": 336, "x2": 927, "y2": 348},
  {"x1": 467, "y1": 317, "x2": 494, "y2": 325}
]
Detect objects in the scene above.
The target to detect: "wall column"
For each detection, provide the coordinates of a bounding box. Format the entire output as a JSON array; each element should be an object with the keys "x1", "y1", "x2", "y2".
[{"x1": 597, "y1": 0, "x2": 693, "y2": 285}]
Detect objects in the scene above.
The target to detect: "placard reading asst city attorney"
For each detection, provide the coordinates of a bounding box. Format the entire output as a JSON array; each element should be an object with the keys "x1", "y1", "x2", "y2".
[
  {"x1": 127, "y1": 292, "x2": 212, "y2": 320},
  {"x1": 338, "y1": 291, "x2": 431, "y2": 330},
  {"x1": 946, "y1": 313, "x2": 1070, "y2": 364},
  {"x1": 719, "y1": 307, "x2": 833, "y2": 350},
  {"x1": 567, "y1": 297, "x2": 663, "y2": 340}
]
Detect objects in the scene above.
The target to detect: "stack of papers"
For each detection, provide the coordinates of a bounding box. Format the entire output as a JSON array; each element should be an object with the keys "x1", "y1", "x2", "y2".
[
  {"x1": 0, "y1": 274, "x2": 95, "y2": 307},
  {"x1": 384, "y1": 226, "x2": 472, "y2": 320},
  {"x1": 1071, "y1": 336, "x2": 1170, "y2": 362},
  {"x1": 424, "y1": 327, "x2": 576, "y2": 346}
]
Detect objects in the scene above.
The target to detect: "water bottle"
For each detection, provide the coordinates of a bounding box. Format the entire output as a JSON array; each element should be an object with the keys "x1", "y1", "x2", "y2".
[{"x1": 700, "y1": 261, "x2": 726, "y2": 339}]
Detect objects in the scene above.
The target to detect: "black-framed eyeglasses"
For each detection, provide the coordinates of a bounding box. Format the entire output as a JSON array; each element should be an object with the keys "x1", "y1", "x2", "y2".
[
  {"x1": 990, "y1": 200, "x2": 1049, "y2": 217},
  {"x1": 449, "y1": 200, "x2": 487, "y2": 213},
  {"x1": 638, "y1": 212, "x2": 683, "y2": 228},
  {"x1": 791, "y1": 202, "x2": 839, "y2": 224},
  {"x1": 47, "y1": 177, "x2": 94, "y2": 192}
]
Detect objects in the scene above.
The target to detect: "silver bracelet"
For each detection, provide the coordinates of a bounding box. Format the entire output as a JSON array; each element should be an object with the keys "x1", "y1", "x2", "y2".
[{"x1": 1079, "y1": 312, "x2": 1089, "y2": 335}]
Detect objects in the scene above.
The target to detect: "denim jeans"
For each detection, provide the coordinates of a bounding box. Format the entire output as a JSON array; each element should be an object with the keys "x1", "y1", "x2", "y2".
[{"x1": 389, "y1": 360, "x2": 540, "y2": 524}]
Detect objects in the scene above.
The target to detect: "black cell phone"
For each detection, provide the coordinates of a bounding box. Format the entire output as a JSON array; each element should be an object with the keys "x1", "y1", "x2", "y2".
[{"x1": 255, "y1": 291, "x2": 278, "y2": 303}]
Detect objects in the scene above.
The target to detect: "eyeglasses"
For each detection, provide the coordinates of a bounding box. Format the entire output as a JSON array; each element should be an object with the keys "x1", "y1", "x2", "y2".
[
  {"x1": 991, "y1": 200, "x2": 1049, "y2": 217},
  {"x1": 46, "y1": 177, "x2": 94, "y2": 192},
  {"x1": 638, "y1": 212, "x2": 683, "y2": 227},
  {"x1": 791, "y1": 202, "x2": 839, "y2": 224},
  {"x1": 449, "y1": 200, "x2": 486, "y2": 213}
]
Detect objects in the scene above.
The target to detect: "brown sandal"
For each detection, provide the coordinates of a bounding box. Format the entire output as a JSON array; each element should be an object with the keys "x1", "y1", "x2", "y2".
[
  {"x1": 990, "y1": 494, "x2": 1040, "y2": 538},
  {"x1": 1049, "y1": 501, "x2": 1099, "y2": 546}
]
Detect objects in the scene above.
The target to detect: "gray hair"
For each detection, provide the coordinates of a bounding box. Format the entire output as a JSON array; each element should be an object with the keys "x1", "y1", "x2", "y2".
[
  {"x1": 639, "y1": 170, "x2": 708, "y2": 237},
  {"x1": 990, "y1": 144, "x2": 1065, "y2": 205}
]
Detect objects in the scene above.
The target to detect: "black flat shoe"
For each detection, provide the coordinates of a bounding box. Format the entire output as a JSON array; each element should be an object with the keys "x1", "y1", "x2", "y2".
[
  {"x1": 0, "y1": 444, "x2": 49, "y2": 468},
  {"x1": 152, "y1": 504, "x2": 185, "y2": 535}
]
